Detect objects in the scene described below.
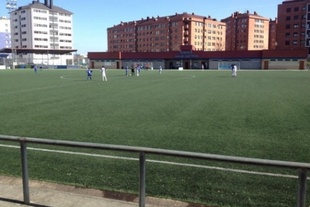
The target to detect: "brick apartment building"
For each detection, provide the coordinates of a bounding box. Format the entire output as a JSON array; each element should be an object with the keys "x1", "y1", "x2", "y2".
[
  {"x1": 107, "y1": 12, "x2": 226, "y2": 52},
  {"x1": 221, "y1": 11, "x2": 270, "y2": 51},
  {"x1": 92, "y1": 1, "x2": 309, "y2": 70},
  {"x1": 276, "y1": 0, "x2": 310, "y2": 51},
  {"x1": 269, "y1": 18, "x2": 278, "y2": 50}
]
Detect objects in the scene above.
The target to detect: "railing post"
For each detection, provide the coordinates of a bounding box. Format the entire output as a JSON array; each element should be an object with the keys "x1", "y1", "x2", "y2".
[
  {"x1": 139, "y1": 152, "x2": 146, "y2": 207},
  {"x1": 20, "y1": 142, "x2": 30, "y2": 204},
  {"x1": 297, "y1": 168, "x2": 307, "y2": 207}
]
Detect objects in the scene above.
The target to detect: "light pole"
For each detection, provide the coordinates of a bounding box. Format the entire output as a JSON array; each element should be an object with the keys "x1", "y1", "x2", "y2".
[
  {"x1": 6, "y1": 0, "x2": 17, "y2": 69},
  {"x1": 6, "y1": 0, "x2": 17, "y2": 12}
]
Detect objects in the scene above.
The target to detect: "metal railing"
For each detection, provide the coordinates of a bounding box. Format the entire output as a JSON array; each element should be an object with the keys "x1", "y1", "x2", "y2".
[{"x1": 0, "y1": 134, "x2": 310, "y2": 207}]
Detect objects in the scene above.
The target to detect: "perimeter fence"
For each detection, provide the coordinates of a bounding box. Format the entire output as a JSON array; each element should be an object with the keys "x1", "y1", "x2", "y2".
[{"x1": 0, "y1": 135, "x2": 309, "y2": 207}]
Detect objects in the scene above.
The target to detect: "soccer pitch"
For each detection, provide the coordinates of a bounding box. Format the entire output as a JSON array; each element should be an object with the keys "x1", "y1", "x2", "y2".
[{"x1": 0, "y1": 69, "x2": 310, "y2": 206}]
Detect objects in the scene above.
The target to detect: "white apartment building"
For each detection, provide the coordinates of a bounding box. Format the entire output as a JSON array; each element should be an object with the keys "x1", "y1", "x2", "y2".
[
  {"x1": 10, "y1": 0, "x2": 75, "y2": 66},
  {"x1": 0, "y1": 16, "x2": 11, "y2": 50},
  {"x1": 0, "y1": 17, "x2": 11, "y2": 68}
]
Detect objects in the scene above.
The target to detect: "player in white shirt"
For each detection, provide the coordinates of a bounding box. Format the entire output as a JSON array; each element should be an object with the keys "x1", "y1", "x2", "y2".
[
  {"x1": 232, "y1": 64, "x2": 237, "y2": 77},
  {"x1": 101, "y1": 66, "x2": 107, "y2": 81}
]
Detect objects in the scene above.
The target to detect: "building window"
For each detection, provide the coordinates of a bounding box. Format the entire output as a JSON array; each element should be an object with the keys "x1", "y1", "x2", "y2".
[
  {"x1": 294, "y1": 7, "x2": 299, "y2": 12},
  {"x1": 286, "y1": 24, "x2": 290, "y2": 29},
  {"x1": 285, "y1": 41, "x2": 290, "y2": 45},
  {"x1": 286, "y1": 16, "x2": 291, "y2": 21},
  {"x1": 286, "y1": 8, "x2": 291, "y2": 13}
]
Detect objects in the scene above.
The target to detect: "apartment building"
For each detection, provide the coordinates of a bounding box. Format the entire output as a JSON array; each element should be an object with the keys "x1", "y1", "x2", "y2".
[
  {"x1": 0, "y1": 17, "x2": 10, "y2": 68},
  {"x1": 221, "y1": 11, "x2": 270, "y2": 51},
  {"x1": 9, "y1": 0, "x2": 75, "y2": 66},
  {"x1": 0, "y1": 16, "x2": 11, "y2": 50},
  {"x1": 276, "y1": 0, "x2": 310, "y2": 51},
  {"x1": 107, "y1": 12, "x2": 226, "y2": 52},
  {"x1": 269, "y1": 18, "x2": 278, "y2": 50}
]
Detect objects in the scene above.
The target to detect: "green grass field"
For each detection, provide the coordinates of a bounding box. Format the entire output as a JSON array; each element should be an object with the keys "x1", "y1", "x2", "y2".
[{"x1": 0, "y1": 69, "x2": 310, "y2": 207}]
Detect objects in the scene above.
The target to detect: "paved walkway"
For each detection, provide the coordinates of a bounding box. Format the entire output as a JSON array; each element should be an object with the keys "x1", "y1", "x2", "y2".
[{"x1": 0, "y1": 175, "x2": 191, "y2": 207}]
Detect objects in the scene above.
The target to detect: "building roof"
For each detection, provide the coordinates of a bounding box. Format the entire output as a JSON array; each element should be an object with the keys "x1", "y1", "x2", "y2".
[
  {"x1": 221, "y1": 11, "x2": 269, "y2": 21},
  {"x1": 0, "y1": 53, "x2": 9, "y2": 58},
  {"x1": 110, "y1": 12, "x2": 221, "y2": 28},
  {"x1": 282, "y1": 0, "x2": 306, "y2": 4},
  {"x1": 16, "y1": 1, "x2": 72, "y2": 15},
  {"x1": 0, "y1": 48, "x2": 77, "y2": 55}
]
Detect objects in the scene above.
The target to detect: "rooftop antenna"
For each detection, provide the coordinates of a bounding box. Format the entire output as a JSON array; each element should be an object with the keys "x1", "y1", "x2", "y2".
[{"x1": 6, "y1": 0, "x2": 17, "y2": 13}]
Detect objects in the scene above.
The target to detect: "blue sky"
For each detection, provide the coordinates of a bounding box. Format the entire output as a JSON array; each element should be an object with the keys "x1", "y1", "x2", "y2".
[{"x1": 1, "y1": 0, "x2": 281, "y2": 55}]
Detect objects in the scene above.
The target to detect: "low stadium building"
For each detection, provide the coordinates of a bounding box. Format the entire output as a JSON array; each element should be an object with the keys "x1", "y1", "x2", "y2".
[{"x1": 88, "y1": 46, "x2": 308, "y2": 70}]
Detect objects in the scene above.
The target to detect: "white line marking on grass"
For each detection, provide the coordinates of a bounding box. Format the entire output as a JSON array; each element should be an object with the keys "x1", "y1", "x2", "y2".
[
  {"x1": 60, "y1": 75, "x2": 125, "y2": 81},
  {"x1": 134, "y1": 75, "x2": 196, "y2": 81},
  {"x1": 170, "y1": 75, "x2": 196, "y2": 80},
  {"x1": 60, "y1": 75, "x2": 78, "y2": 80},
  {"x1": 0, "y1": 85, "x2": 63, "y2": 96},
  {"x1": 0, "y1": 144, "x2": 297, "y2": 179},
  {"x1": 189, "y1": 75, "x2": 196, "y2": 79}
]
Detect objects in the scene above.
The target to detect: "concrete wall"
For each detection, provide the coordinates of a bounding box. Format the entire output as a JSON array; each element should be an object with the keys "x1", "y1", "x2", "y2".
[{"x1": 264, "y1": 59, "x2": 305, "y2": 70}]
